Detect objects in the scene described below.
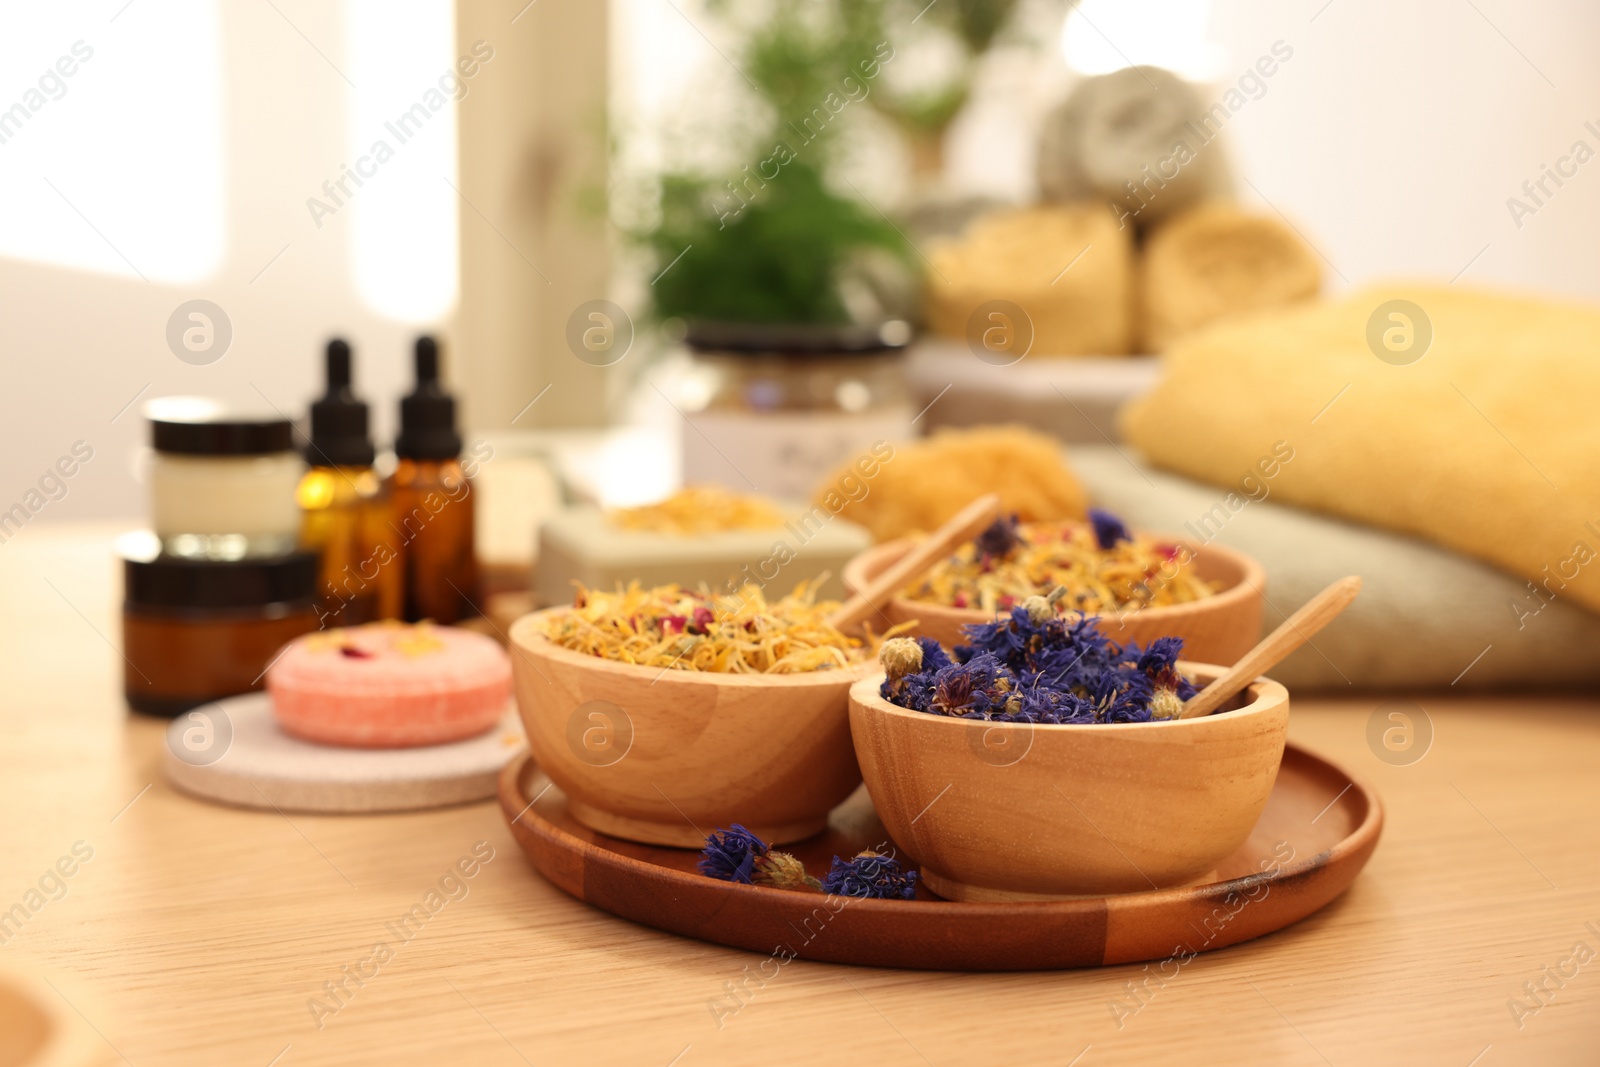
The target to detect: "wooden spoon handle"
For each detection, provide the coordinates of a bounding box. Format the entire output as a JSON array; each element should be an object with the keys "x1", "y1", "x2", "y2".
[
  {"x1": 1178, "y1": 575, "x2": 1362, "y2": 719},
  {"x1": 827, "y1": 493, "x2": 1002, "y2": 633}
]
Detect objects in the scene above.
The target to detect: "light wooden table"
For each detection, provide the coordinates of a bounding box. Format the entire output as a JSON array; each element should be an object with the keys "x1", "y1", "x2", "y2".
[{"x1": 3, "y1": 525, "x2": 1598, "y2": 1066}]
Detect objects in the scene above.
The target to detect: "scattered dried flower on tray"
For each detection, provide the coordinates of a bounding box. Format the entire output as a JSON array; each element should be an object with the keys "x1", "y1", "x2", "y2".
[
  {"x1": 698, "y1": 825, "x2": 822, "y2": 891},
  {"x1": 822, "y1": 851, "x2": 918, "y2": 900},
  {"x1": 878, "y1": 593, "x2": 1199, "y2": 724},
  {"x1": 698, "y1": 825, "x2": 917, "y2": 900},
  {"x1": 608, "y1": 485, "x2": 787, "y2": 535},
  {"x1": 537, "y1": 581, "x2": 896, "y2": 674},
  {"x1": 902, "y1": 509, "x2": 1214, "y2": 617}
]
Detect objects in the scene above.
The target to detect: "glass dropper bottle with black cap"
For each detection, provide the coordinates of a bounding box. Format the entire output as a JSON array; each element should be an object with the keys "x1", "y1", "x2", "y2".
[
  {"x1": 295, "y1": 338, "x2": 402, "y2": 624},
  {"x1": 391, "y1": 335, "x2": 479, "y2": 623}
]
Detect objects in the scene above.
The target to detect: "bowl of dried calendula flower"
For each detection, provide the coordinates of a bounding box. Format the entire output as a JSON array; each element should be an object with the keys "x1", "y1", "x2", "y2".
[
  {"x1": 509, "y1": 581, "x2": 891, "y2": 848},
  {"x1": 843, "y1": 508, "x2": 1265, "y2": 665}
]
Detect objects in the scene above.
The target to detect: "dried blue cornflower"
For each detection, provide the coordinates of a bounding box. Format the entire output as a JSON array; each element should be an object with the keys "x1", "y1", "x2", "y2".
[
  {"x1": 973, "y1": 514, "x2": 1026, "y2": 559},
  {"x1": 1088, "y1": 508, "x2": 1132, "y2": 550},
  {"x1": 1133, "y1": 635, "x2": 1185, "y2": 675},
  {"x1": 822, "y1": 851, "x2": 918, "y2": 899},
  {"x1": 698, "y1": 826, "x2": 822, "y2": 891},
  {"x1": 1020, "y1": 614, "x2": 1122, "y2": 692},
  {"x1": 880, "y1": 636, "x2": 954, "y2": 712},
  {"x1": 886, "y1": 611, "x2": 1198, "y2": 725},
  {"x1": 698, "y1": 824, "x2": 767, "y2": 883},
  {"x1": 929, "y1": 653, "x2": 1010, "y2": 717},
  {"x1": 1000, "y1": 683, "x2": 1099, "y2": 725},
  {"x1": 1128, "y1": 635, "x2": 1200, "y2": 703}
]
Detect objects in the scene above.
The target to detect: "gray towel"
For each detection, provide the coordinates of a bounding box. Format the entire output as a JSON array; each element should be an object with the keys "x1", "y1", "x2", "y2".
[
  {"x1": 1072, "y1": 444, "x2": 1600, "y2": 691},
  {"x1": 1037, "y1": 65, "x2": 1234, "y2": 232}
]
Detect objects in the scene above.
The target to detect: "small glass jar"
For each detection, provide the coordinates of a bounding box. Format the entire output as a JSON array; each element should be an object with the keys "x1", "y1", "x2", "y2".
[
  {"x1": 676, "y1": 321, "x2": 915, "y2": 499},
  {"x1": 146, "y1": 398, "x2": 302, "y2": 559},
  {"x1": 118, "y1": 531, "x2": 320, "y2": 716}
]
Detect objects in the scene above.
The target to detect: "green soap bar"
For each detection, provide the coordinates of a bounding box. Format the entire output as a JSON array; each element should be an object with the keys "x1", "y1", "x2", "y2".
[{"x1": 535, "y1": 503, "x2": 874, "y2": 608}]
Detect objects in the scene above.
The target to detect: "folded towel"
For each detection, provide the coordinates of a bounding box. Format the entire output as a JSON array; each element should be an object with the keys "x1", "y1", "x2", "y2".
[
  {"x1": 1037, "y1": 66, "x2": 1234, "y2": 231},
  {"x1": 1073, "y1": 445, "x2": 1600, "y2": 690},
  {"x1": 1141, "y1": 202, "x2": 1321, "y2": 351},
  {"x1": 1121, "y1": 285, "x2": 1600, "y2": 619},
  {"x1": 924, "y1": 205, "x2": 1133, "y2": 356}
]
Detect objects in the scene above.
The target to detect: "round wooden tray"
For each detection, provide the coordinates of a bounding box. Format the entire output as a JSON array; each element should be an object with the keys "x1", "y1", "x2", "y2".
[{"x1": 498, "y1": 743, "x2": 1382, "y2": 970}]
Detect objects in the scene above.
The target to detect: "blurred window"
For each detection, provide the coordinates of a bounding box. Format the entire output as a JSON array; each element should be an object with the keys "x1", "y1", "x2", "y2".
[{"x1": 0, "y1": 2, "x2": 225, "y2": 284}]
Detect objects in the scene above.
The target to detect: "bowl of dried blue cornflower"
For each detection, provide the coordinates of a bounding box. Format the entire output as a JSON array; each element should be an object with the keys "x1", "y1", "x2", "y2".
[
  {"x1": 843, "y1": 509, "x2": 1265, "y2": 665},
  {"x1": 847, "y1": 595, "x2": 1290, "y2": 901}
]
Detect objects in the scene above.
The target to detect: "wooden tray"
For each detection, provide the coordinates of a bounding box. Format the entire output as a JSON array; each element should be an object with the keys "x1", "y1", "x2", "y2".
[{"x1": 498, "y1": 743, "x2": 1382, "y2": 970}]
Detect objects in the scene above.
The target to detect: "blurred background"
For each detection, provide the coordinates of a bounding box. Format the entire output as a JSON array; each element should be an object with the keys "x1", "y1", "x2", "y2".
[
  {"x1": 3, "y1": 0, "x2": 1597, "y2": 518},
  {"x1": 5, "y1": 0, "x2": 1600, "y2": 694}
]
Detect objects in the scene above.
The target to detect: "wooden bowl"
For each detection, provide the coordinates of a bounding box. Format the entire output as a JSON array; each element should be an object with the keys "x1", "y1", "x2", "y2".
[
  {"x1": 0, "y1": 967, "x2": 108, "y2": 1067},
  {"x1": 842, "y1": 534, "x2": 1265, "y2": 663},
  {"x1": 509, "y1": 608, "x2": 872, "y2": 847},
  {"x1": 847, "y1": 662, "x2": 1290, "y2": 900}
]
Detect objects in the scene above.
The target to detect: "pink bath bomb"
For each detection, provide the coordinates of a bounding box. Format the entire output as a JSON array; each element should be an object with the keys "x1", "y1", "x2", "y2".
[{"x1": 267, "y1": 623, "x2": 511, "y2": 748}]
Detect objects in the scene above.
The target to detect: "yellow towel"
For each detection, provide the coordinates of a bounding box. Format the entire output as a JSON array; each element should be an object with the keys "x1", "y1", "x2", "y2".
[
  {"x1": 1141, "y1": 202, "x2": 1321, "y2": 351},
  {"x1": 1121, "y1": 285, "x2": 1600, "y2": 615}
]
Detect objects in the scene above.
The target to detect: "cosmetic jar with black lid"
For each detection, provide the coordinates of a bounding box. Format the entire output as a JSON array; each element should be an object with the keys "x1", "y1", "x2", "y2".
[
  {"x1": 145, "y1": 396, "x2": 302, "y2": 560},
  {"x1": 118, "y1": 531, "x2": 320, "y2": 716}
]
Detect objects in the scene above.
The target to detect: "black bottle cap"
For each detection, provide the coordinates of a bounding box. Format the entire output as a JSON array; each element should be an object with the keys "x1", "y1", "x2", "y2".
[
  {"x1": 395, "y1": 335, "x2": 462, "y2": 461},
  {"x1": 307, "y1": 338, "x2": 376, "y2": 468}
]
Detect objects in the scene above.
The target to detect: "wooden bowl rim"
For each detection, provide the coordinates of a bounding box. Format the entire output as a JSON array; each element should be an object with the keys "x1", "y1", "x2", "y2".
[
  {"x1": 847, "y1": 660, "x2": 1289, "y2": 734},
  {"x1": 0, "y1": 967, "x2": 104, "y2": 1067},
  {"x1": 509, "y1": 607, "x2": 877, "y2": 691},
  {"x1": 497, "y1": 745, "x2": 1383, "y2": 921},
  {"x1": 844, "y1": 531, "x2": 1266, "y2": 628}
]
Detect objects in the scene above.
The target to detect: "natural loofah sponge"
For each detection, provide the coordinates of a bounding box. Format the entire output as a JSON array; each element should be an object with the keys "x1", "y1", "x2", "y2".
[
  {"x1": 924, "y1": 204, "x2": 1134, "y2": 356},
  {"x1": 1140, "y1": 202, "x2": 1321, "y2": 351},
  {"x1": 815, "y1": 426, "x2": 1087, "y2": 542}
]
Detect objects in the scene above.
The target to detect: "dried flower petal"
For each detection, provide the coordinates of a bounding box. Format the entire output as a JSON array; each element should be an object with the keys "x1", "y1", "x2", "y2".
[
  {"x1": 753, "y1": 851, "x2": 822, "y2": 892},
  {"x1": 879, "y1": 637, "x2": 923, "y2": 681},
  {"x1": 906, "y1": 513, "x2": 1206, "y2": 617},
  {"x1": 888, "y1": 612, "x2": 1197, "y2": 726},
  {"x1": 973, "y1": 514, "x2": 1025, "y2": 560},
  {"x1": 822, "y1": 851, "x2": 918, "y2": 899},
  {"x1": 698, "y1": 824, "x2": 768, "y2": 883},
  {"x1": 1088, "y1": 508, "x2": 1132, "y2": 550}
]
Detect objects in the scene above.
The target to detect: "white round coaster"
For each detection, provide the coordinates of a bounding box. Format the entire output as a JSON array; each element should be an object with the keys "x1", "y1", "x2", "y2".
[{"x1": 161, "y1": 692, "x2": 527, "y2": 814}]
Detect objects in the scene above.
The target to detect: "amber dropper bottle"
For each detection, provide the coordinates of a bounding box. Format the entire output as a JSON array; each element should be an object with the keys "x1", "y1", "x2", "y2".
[
  {"x1": 391, "y1": 336, "x2": 478, "y2": 623},
  {"x1": 296, "y1": 338, "x2": 402, "y2": 625}
]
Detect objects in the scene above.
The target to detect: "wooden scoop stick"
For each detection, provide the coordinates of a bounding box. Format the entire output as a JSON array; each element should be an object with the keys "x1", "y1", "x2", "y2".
[
  {"x1": 1178, "y1": 576, "x2": 1362, "y2": 719},
  {"x1": 827, "y1": 493, "x2": 1003, "y2": 634}
]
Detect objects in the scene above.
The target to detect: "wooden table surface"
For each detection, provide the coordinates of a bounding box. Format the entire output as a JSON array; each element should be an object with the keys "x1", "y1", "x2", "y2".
[{"x1": 3, "y1": 525, "x2": 1599, "y2": 1066}]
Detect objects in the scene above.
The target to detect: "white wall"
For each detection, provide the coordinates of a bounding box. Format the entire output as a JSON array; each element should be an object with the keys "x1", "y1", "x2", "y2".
[
  {"x1": 1209, "y1": 0, "x2": 1600, "y2": 300},
  {"x1": 0, "y1": 0, "x2": 453, "y2": 530}
]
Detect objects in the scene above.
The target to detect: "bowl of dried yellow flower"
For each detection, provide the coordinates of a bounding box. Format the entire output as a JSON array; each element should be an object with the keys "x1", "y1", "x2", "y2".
[
  {"x1": 843, "y1": 509, "x2": 1265, "y2": 664},
  {"x1": 509, "y1": 582, "x2": 884, "y2": 847}
]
